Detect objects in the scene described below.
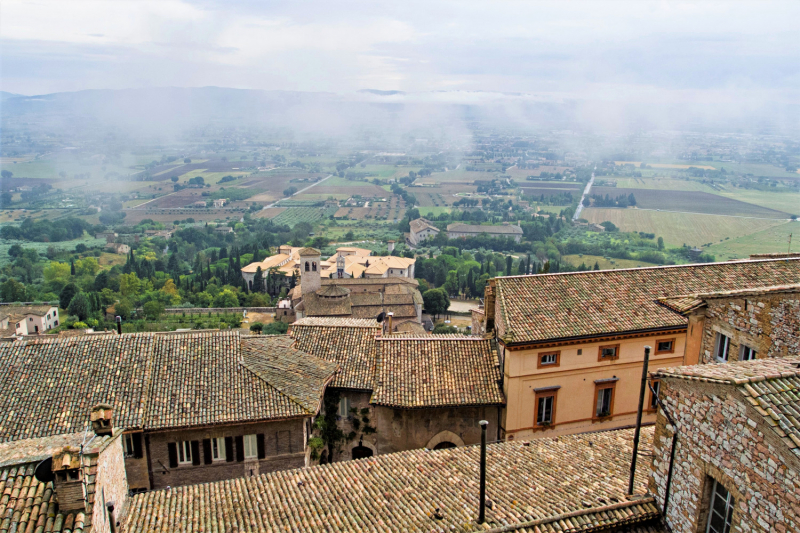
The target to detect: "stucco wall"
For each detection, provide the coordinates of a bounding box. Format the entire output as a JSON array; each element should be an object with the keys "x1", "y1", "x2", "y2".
[
  {"x1": 146, "y1": 418, "x2": 307, "y2": 489},
  {"x1": 698, "y1": 293, "x2": 800, "y2": 364},
  {"x1": 504, "y1": 333, "x2": 685, "y2": 439},
  {"x1": 650, "y1": 378, "x2": 800, "y2": 533}
]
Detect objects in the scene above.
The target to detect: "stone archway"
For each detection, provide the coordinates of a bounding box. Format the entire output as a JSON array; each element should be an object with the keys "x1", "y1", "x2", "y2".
[
  {"x1": 425, "y1": 430, "x2": 465, "y2": 450},
  {"x1": 348, "y1": 440, "x2": 377, "y2": 460}
]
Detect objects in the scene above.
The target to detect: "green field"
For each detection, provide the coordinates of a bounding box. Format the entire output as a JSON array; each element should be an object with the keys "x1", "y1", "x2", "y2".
[
  {"x1": 718, "y1": 189, "x2": 800, "y2": 216},
  {"x1": 583, "y1": 208, "x2": 786, "y2": 248},
  {"x1": 606, "y1": 178, "x2": 717, "y2": 192},
  {"x1": 0, "y1": 236, "x2": 107, "y2": 266},
  {"x1": 562, "y1": 254, "x2": 657, "y2": 270},
  {"x1": 417, "y1": 207, "x2": 452, "y2": 217},
  {"x1": 705, "y1": 221, "x2": 798, "y2": 260}
]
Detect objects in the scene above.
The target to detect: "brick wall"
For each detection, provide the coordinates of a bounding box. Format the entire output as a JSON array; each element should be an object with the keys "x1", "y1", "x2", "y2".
[
  {"x1": 699, "y1": 293, "x2": 800, "y2": 364},
  {"x1": 146, "y1": 418, "x2": 307, "y2": 489},
  {"x1": 649, "y1": 378, "x2": 800, "y2": 533},
  {"x1": 92, "y1": 436, "x2": 129, "y2": 533}
]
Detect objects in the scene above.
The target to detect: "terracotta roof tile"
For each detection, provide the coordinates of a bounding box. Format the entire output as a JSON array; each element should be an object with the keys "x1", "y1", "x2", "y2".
[
  {"x1": 495, "y1": 258, "x2": 800, "y2": 344},
  {"x1": 658, "y1": 283, "x2": 800, "y2": 314},
  {"x1": 121, "y1": 426, "x2": 655, "y2": 533},
  {"x1": 372, "y1": 336, "x2": 505, "y2": 408},
  {"x1": 290, "y1": 319, "x2": 380, "y2": 390}
]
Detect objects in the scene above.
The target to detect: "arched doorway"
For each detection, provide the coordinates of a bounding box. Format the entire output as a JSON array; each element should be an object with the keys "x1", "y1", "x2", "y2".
[
  {"x1": 425, "y1": 430, "x2": 466, "y2": 450},
  {"x1": 352, "y1": 445, "x2": 373, "y2": 460},
  {"x1": 433, "y1": 441, "x2": 456, "y2": 450}
]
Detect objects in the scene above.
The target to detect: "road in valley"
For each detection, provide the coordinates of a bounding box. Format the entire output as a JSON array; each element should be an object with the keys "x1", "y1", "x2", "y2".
[{"x1": 573, "y1": 168, "x2": 595, "y2": 221}]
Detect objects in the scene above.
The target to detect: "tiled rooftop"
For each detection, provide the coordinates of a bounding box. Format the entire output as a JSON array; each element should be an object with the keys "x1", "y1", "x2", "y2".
[
  {"x1": 658, "y1": 283, "x2": 800, "y2": 315},
  {"x1": 0, "y1": 432, "x2": 117, "y2": 468},
  {"x1": 0, "y1": 333, "x2": 153, "y2": 442},
  {"x1": 0, "y1": 331, "x2": 334, "y2": 441},
  {"x1": 290, "y1": 319, "x2": 381, "y2": 390},
  {"x1": 0, "y1": 462, "x2": 87, "y2": 532},
  {"x1": 372, "y1": 336, "x2": 504, "y2": 408},
  {"x1": 494, "y1": 258, "x2": 800, "y2": 344},
  {"x1": 121, "y1": 426, "x2": 656, "y2": 533},
  {"x1": 654, "y1": 357, "x2": 800, "y2": 456},
  {"x1": 409, "y1": 217, "x2": 439, "y2": 234}
]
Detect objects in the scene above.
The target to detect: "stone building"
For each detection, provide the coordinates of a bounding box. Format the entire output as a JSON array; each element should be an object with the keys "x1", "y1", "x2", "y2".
[
  {"x1": 0, "y1": 303, "x2": 60, "y2": 335},
  {"x1": 658, "y1": 283, "x2": 800, "y2": 365},
  {"x1": 0, "y1": 331, "x2": 337, "y2": 491},
  {"x1": 406, "y1": 217, "x2": 440, "y2": 246},
  {"x1": 121, "y1": 426, "x2": 663, "y2": 532},
  {"x1": 482, "y1": 256, "x2": 800, "y2": 440},
  {"x1": 447, "y1": 222, "x2": 523, "y2": 243},
  {"x1": 0, "y1": 410, "x2": 130, "y2": 533},
  {"x1": 289, "y1": 317, "x2": 505, "y2": 462},
  {"x1": 649, "y1": 357, "x2": 800, "y2": 532}
]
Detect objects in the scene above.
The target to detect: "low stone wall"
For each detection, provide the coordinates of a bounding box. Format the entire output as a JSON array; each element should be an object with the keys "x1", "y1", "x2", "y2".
[{"x1": 161, "y1": 307, "x2": 276, "y2": 315}]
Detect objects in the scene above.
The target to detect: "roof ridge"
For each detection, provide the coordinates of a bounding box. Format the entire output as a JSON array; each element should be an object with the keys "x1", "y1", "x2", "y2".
[{"x1": 495, "y1": 256, "x2": 800, "y2": 281}]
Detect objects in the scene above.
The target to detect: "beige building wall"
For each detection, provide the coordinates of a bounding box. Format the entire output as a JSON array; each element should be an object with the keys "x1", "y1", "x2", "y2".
[{"x1": 503, "y1": 332, "x2": 686, "y2": 440}]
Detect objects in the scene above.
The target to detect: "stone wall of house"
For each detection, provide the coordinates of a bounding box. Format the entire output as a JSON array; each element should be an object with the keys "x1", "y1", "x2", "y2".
[
  {"x1": 649, "y1": 378, "x2": 800, "y2": 533},
  {"x1": 471, "y1": 308, "x2": 486, "y2": 336},
  {"x1": 92, "y1": 436, "x2": 129, "y2": 533},
  {"x1": 331, "y1": 389, "x2": 501, "y2": 461},
  {"x1": 147, "y1": 418, "x2": 307, "y2": 489},
  {"x1": 699, "y1": 293, "x2": 800, "y2": 364}
]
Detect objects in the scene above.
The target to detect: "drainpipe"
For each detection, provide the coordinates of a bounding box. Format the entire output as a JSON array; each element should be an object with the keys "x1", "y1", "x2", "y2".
[
  {"x1": 478, "y1": 420, "x2": 488, "y2": 524},
  {"x1": 649, "y1": 381, "x2": 679, "y2": 517},
  {"x1": 116, "y1": 315, "x2": 122, "y2": 335},
  {"x1": 628, "y1": 345, "x2": 650, "y2": 495},
  {"x1": 106, "y1": 502, "x2": 117, "y2": 533}
]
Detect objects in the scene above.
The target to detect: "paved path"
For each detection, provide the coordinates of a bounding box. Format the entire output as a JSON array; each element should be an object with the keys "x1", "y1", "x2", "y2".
[{"x1": 573, "y1": 169, "x2": 595, "y2": 221}]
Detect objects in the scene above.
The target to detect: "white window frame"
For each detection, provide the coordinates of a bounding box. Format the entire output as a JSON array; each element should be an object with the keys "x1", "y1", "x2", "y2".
[
  {"x1": 178, "y1": 441, "x2": 192, "y2": 464},
  {"x1": 338, "y1": 396, "x2": 351, "y2": 418},
  {"x1": 211, "y1": 437, "x2": 226, "y2": 461},
  {"x1": 122, "y1": 434, "x2": 136, "y2": 457},
  {"x1": 536, "y1": 395, "x2": 554, "y2": 425},
  {"x1": 740, "y1": 345, "x2": 757, "y2": 361},
  {"x1": 243, "y1": 434, "x2": 258, "y2": 459},
  {"x1": 714, "y1": 333, "x2": 731, "y2": 362},
  {"x1": 706, "y1": 479, "x2": 734, "y2": 533},
  {"x1": 540, "y1": 353, "x2": 557, "y2": 365},
  {"x1": 596, "y1": 388, "x2": 613, "y2": 417}
]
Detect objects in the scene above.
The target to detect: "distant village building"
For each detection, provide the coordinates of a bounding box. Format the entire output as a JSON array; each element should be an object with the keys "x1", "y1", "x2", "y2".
[
  {"x1": 0, "y1": 304, "x2": 59, "y2": 335},
  {"x1": 406, "y1": 217, "x2": 439, "y2": 246},
  {"x1": 481, "y1": 256, "x2": 800, "y2": 441},
  {"x1": 95, "y1": 230, "x2": 117, "y2": 243},
  {"x1": 651, "y1": 357, "x2": 800, "y2": 532},
  {"x1": 193, "y1": 201, "x2": 207, "y2": 208},
  {"x1": 213, "y1": 225, "x2": 234, "y2": 234},
  {"x1": 106, "y1": 242, "x2": 131, "y2": 254},
  {"x1": 447, "y1": 222, "x2": 523, "y2": 242},
  {"x1": 213, "y1": 199, "x2": 226, "y2": 208},
  {"x1": 144, "y1": 229, "x2": 174, "y2": 239}
]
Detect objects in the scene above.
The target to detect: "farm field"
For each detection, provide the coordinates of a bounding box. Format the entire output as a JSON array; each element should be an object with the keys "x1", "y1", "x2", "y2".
[
  {"x1": 272, "y1": 207, "x2": 336, "y2": 227},
  {"x1": 717, "y1": 189, "x2": 800, "y2": 217},
  {"x1": 0, "y1": 236, "x2": 108, "y2": 267},
  {"x1": 357, "y1": 165, "x2": 418, "y2": 179},
  {"x1": 705, "y1": 222, "x2": 798, "y2": 260},
  {"x1": 562, "y1": 254, "x2": 658, "y2": 270},
  {"x1": 604, "y1": 178, "x2": 717, "y2": 192},
  {"x1": 253, "y1": 207, "x2": 286, "y2": 219},
  {"x1": 175, "y1": 170, "x2": 251, "y2": 185},
  {"x1": 615, "y1": 161, "x2": 716, "y2": 170},
  {"x1": 417, "y1": 206, "x2": 452, "y2": 217},
  {"x1": 122, "y1": 210, "x2": 238, "y2": 224},
  {"x1": 506, "y1": 167, "x2": 573, "y2": 180},
  {"x1": 416, "y1": 169, "x2": 490, "y2": 184},
  {"x1": 590, "y1": 187, "x2": 789, "y2": 218},
  {"x1": 582, "y1": 208, "x2": 786, "y2": 248}
]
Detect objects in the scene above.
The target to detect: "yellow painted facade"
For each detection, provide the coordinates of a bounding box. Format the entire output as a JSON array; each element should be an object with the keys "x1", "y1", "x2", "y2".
[{"x1": 501, "y1": 332, "x2": 686, "y2": 440}]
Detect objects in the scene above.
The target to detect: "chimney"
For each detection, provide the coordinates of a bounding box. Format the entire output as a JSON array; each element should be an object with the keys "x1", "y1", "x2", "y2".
[
  {"x1": 91, "y1": 404, "x2": 114, "y2": 436},
  {"x1": 387, "y1": 312, "x2": 394, "y2": 333},
  {"x1": 51, "y1": 446, "x2": 86, "y2": 512}
]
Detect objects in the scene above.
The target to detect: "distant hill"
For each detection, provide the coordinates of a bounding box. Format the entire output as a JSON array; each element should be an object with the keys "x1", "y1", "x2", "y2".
[
  {"x1": 0, "y1": 91, "x2": 24, "y2": 100},
  {"x1": 359, "y1": 89, "x2": 406, "y2": 96}
]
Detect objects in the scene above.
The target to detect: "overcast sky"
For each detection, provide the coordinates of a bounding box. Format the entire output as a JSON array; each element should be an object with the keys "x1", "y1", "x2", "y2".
[{"x1": 2, "y1": 0, "x2": 798, "y2": 106}]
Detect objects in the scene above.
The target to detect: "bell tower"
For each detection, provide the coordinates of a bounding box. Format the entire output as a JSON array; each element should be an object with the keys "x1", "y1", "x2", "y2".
[{"x1": 299, "y1": 247, "x2": 321, "y2": 295}]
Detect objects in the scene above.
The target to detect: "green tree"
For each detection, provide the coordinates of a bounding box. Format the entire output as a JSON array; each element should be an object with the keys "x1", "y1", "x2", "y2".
[
  {"x1": 1, "y1": 170, "x2": 12, "y2": 179},
  {"x1": 115, "y1": 298, "x2": 134, "y2": 320},
  {"x1": 143, "y1": 300, "x2": 165, "y2": 320},
  {"x1": 44, "y1": 262, "x2": 72, "y2": 284},
  {"x1": 657, "y1": 237, "x2": 664, "y2": 250},
  {"x1": 119, "y1": 272, "x2": 142, "y2": 297},
  {"x1": 75, "y1": 257, "x2": 100, "y2": 276},
  {"x1": 7, "y1": 244, "x2": 23, "y2": 258},
  {"x1": 443, "y1": 270, "x2": 459, "y2": 296},
  {"x1": 253, "y1": 267, "x2": 263, "y2": 293},
  {"x1": 0, "y1": 279, "x2": 26, "y2": 302},
  {"x1": 213, "y1": 289, "x2": 239, "y2": 308},
  {"x1": 249, "y1": 322, "x2": 264, "y2": 333},
  {"x1": 432, "y1": 324, "x2": 458, "y2": 334},
  {"x1": 505, "y1": 256, "x2": 513, "y2": 275},
  {"x1": 263, "y1": 321, "x2": 289, "y2": 335},
  {"x1": 59, "y1": 283, "x2": 79, "y2": 310},
  {"x1": 67, "y1": 292, "x2": 91, "y2": 320},
  {"x1": 423, "y1": 288, "x2": 450, "y2": 319}
]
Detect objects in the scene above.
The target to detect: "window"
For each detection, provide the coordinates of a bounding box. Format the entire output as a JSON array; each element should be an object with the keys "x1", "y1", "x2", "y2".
[
  {"x1": 538, "y1": 351, "x2": 560, "y2": 368},
  {"x1": 598, "y1": 344, "x2": 619, "y2": 361},
  {"x1": 706, "y1": 479, "x2": 735, "y2": 533},
  {"x1": 211, "y1": 437, "x2": 226, "y2": 461},
  {"x1": 740, "y1": 345, "x2": 757, "y2": 361},
  {"x1": 715, "y1": 333, "x2": 731, "y2": 362},
  {"x1": 122, "y1": 434, "x2": 136, "y2": 457},
  {"x1": 656, "y1": 339, "x2": 675, "y2": 354},
  {"x1": 178, "y1": 441, "x2": 192, "y2": 464},
  {"x1": 577, "y1": 349, "x2": 582, "y2": 355},
  {"x1": 312, "y1": 261, "x2": 317, "y2": 272},
  {"x1": 649, "y1": 380, "x2": 660, "y2": 411},
  {"x1": 243, "y1": 434, "x2": 258, "y2": 459},
  {"x1": 305, "y1": 261, "x2": 310, "y2": 272},
  {"x1": 338, "y1": 396, "x2": 351, "y2": 418},
  {"x1": 534, "y1": 388, "x2": 558, "y2": 427},
  {"x1": 593, "y1": 381, "x2": 617, "y2": 419}
]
